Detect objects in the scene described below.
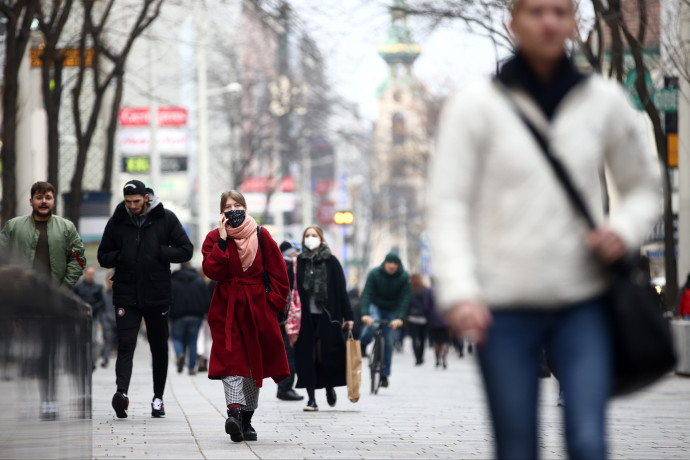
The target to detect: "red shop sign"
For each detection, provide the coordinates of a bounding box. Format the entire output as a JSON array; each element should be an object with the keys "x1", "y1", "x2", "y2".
[
  {"x1": 158, "y1": 107, "x2": 187, "y2": 126},
  {"x1": 119, "y1": 107, "x2": 150, "y2": 126}
]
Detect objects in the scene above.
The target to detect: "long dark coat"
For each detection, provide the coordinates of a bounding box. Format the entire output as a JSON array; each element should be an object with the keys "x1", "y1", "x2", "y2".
[
  {"x1": 202, "y1": 227, "x2": 290, "y2": 386},
  {"x1": 294, "y1": 254, "x2": 353, "y2": 389}
]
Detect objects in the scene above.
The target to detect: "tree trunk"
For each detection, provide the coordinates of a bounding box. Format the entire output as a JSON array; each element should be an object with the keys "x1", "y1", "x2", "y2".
[
  {"x1": 0, "y1": 2, "x2": 36, "y2": 226},
  {"x1": 43, "y1": 51, "x2": 65, "y2": 191},
  {"x1": 102, "y1": 70, "x2": 123, "y2": 191},
  {"x1": 620, "y1": 7, "x2": 678, "y2": 307}
]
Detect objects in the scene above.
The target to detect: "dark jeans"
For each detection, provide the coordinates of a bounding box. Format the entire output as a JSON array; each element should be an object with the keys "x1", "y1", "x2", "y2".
[
  {"x1": 115, "y1": 305, "x2": 169, "y2": 397},
  {"x1": 359, "y1": 305, "x2": 397, "y2": 377},
  {"x1": 277, "y1": 324, "x2": 297, "y2": 392},
  {"x1": 407, "y1": 322, "x2": 427, "y2": 364},
  {"x1": 477, "y1": 296, "x2": 612, "y2": 460},
  {"x1": 171, "y1": 316, "x2": 203, "y2": 370}
]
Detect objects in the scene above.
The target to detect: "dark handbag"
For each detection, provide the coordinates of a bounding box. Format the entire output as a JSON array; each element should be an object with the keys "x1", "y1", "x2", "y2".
[{"x1": 497, "y1": 82, "x2": 676, "y2": 396}]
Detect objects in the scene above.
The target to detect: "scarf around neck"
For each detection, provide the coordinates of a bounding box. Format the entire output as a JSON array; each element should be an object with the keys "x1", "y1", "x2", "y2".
[
  {"x1": 224, "y1": 215, "x2": 258, "y2": 271},
  {"x1": 300, "y1": 244, "x2": 331, "y2": 308}
]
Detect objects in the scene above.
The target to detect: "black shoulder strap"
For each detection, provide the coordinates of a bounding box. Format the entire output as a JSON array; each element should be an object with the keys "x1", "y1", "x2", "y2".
[
  {"x1": 494, "y1": 80, "x2": 597, "y2": 230},
  {"x1": 257, "y1": 226, "x2": 271, "y2": 293}
]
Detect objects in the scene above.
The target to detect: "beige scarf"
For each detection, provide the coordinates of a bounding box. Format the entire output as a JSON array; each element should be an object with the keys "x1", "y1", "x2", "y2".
[{"x1": 225, "y1": 215, "x2": 258, "y2": 271}]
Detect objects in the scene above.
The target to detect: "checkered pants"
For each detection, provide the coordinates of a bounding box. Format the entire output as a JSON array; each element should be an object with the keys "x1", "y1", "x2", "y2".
[{"x1": 222, "y1": 376, "x2": 260, "y2": 410}]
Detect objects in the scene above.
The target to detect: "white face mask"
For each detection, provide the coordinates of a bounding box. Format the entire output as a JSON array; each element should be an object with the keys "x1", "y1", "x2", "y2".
[{"x1": 304, "y1": 236, "x2": 321, "y2": 251}]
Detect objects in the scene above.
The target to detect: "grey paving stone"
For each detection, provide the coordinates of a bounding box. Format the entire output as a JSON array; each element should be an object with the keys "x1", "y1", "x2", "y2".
[{"x1": 89, "y1": 336, "x2": 690, "y2": 459}]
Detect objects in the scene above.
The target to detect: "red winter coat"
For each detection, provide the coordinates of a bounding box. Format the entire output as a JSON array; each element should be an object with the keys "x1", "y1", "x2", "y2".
[{"x1": 202, "y1": 226, "x2": 290, "y2": 386}]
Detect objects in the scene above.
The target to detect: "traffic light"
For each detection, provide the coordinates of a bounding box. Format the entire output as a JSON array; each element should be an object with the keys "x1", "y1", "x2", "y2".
[{"x1": 334, "y1": 211, "x2": 354, "y2": 225}]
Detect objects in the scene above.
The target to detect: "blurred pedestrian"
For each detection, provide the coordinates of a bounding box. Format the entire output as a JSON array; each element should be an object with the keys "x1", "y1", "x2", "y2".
[
  {"x1": 427, "y1": 287, "x2": 450, "y2": 369},
  {"x1": 276, "y1": 240, "x2": 304, "y2": 402},
  {"x1": 98, "y1": 179, "x2": 193, "y2": 419},
  {"x1": 348, "y1": 287, "x2": 362, "y2": 339},
  {"x1": 359, "y1": 251, "x2": 411, "y2": 388},
  {"x1": 675, "y1": 273, "x2": 690, "y2": 320},
  {"x1": 73, "y1": 266, "x2": 105, "y2": 369},
  {"x1": 428, "y1": 0, "x2": 661, "y2": 457},
  {"x1": 294, "y1": 225, "x2": 354, "y2": 411},
  {"x1": 407, "y1": 274, "x2": 432, "y2": 366},
  {"x1": 170, "y1": 262, "x2": 211, "y2": 375},
  {"x1": 0, "y1": 181, "x2": 85, "y2": 421},
  {"x1": 101, "y1": 271, "x2": 118, "y2": 368},
  {"x1": 202, "y1": 190, "x2": 290, "y2": 442},
  {"x1": 196, "y1": 276, "x2": 215, "y2": 373}
]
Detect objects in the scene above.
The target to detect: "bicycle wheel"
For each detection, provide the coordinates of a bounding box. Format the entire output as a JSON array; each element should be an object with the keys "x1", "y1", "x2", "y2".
[{"x1": 370, "y1": 333, "x2": 383, "y2": 394}]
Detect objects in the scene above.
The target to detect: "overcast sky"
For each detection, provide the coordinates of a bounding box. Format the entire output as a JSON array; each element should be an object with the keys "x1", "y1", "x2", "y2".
[{"x1": 287, "y1": 0, "x2": 508, "y2": 121}]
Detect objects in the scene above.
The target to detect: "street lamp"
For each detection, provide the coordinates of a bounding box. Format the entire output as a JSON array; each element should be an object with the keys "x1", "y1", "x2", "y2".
[{"x1": 194, "y1": 4, "x2": 243, "y2": 262}]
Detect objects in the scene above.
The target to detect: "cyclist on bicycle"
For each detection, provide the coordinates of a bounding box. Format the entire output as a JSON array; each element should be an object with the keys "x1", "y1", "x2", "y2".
[{"x1": 359, "y1": 251, "x2": 411, "y2": 388}]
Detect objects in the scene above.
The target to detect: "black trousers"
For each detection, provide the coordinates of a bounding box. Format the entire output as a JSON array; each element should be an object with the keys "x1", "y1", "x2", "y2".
[
  {"x1": 114, "y1": 305, "x2": 169, "y2": 397},
  {"x1": 407, "y1": 322, "x2": 427, "y2": 364},
  {"x1": 277, "y1": 324, "x2": 297, "y2": 392}
]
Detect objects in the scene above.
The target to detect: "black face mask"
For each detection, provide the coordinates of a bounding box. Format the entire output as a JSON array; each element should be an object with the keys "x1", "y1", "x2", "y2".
[{"x1": 224, "y1": 209, "x2": 246, "y2": 228}]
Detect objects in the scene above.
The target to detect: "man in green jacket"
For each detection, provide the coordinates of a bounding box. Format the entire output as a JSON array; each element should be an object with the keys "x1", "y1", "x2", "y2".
[
  {"x1": 359, "y1": 251, "x2": 411, "y2": 388},
  {"x1": 0, "y1": 181, "x2": 85, "y2": 289}
]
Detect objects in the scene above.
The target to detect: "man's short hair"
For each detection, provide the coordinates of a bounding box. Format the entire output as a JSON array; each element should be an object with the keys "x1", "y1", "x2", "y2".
[{"x1": 30, "y1": 181, "x2": 56, "y2": 198}]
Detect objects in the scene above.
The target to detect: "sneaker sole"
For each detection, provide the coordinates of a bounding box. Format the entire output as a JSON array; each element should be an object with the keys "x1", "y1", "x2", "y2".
[
  {"x1": 151, "y1": 408, "x2": 165, "y2": 418},
  {"x1": 112, "y1": 394, "x2": 128, "y2": 419},
  {"x1": 243, "y1": 432, "x2": 257, "y2": 441},
  {"x1": 303, "y1": 406, "x2": 319, "y2": 412}
]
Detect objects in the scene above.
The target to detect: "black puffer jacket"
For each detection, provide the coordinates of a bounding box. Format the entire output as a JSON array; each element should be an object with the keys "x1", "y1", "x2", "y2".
[
  {"x1": 170, "y1": 266, "x2": 211, "y2": 320},
  {"x1": 97, "y1": 193, "x2": 193, "y2": 308}
]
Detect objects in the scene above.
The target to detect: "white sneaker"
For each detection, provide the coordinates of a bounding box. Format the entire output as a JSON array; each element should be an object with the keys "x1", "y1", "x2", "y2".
[{"x1": 151, "y1": 397, "x2": 165, "y2": 417}]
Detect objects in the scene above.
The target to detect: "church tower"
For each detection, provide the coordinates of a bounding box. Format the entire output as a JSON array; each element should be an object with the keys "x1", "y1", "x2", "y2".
[{"x1": 370, "y1": 0, "x2": 429, "y2": 272}]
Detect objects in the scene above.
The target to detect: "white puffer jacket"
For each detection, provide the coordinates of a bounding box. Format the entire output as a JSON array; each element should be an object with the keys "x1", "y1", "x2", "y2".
[{"x1": 427, "y1": 75, "x2": 662, "y2": 310}]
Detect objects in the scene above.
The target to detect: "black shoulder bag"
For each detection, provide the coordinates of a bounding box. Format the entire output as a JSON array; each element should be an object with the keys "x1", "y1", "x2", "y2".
[{"x1": 497, "y1": 83, "x2": 676, "y2": 396}]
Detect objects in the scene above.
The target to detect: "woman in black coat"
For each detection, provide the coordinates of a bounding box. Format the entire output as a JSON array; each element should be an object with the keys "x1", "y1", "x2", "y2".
[{"x1": 294, "y1": 225, "x2": 353, "y2": 411}]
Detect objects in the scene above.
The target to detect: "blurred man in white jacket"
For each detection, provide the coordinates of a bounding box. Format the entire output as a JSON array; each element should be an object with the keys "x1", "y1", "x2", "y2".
[{"x1": 427, "y1": 0, "x2": 661, "y2": 458}]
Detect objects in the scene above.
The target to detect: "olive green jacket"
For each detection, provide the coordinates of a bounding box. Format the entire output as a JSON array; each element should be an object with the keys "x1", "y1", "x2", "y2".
[{"x1": 0, "y1": 214, "x2": 86, "y2": 289}]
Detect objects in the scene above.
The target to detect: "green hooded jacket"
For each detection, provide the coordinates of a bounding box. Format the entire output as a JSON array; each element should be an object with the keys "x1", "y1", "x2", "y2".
[
  {"x1": 360, "y1": 251, "x2": 411, "y2": 319},
  {"x1": 0, "y1": 214, "x2": 86, "y2": 289}
]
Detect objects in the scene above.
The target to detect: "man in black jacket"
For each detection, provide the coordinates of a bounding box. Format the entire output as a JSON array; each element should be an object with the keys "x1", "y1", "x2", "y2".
[
  {"x1": 98, "y1": 180, "x2": 193, "y2": 419},
  {"x1": 275, "y1": 240, "x2": 304, "y2": 401},
  {"x1": 170, "y1": 262, "x2": 210, "y2": 375}
]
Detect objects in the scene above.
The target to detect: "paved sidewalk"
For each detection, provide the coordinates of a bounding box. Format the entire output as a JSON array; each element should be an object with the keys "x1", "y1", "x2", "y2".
[{"x1": 93, "y1": 338, "x2": 690, "y2": 459}]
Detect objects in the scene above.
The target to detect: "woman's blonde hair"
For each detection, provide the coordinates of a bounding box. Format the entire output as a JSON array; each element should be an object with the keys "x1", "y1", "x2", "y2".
[
  {"x1": 219, "y1": 190, "x2": 247, "y2": 213},
  {"x1": 302, "y1": 225, "x2": 328, "y2": 249}
]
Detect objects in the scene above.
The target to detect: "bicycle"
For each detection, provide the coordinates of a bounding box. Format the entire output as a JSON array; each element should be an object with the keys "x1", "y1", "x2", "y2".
[{"x1": 369, "y1": 319, "x2": 389, "y2": 395}]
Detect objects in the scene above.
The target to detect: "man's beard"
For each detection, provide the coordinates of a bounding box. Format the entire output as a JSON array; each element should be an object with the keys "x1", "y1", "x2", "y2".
[{"x1": 32, "y1": 208, "x2": 53, "y2": 218}]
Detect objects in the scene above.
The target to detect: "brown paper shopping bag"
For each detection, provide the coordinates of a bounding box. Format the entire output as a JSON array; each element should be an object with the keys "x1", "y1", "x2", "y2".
[{"x1": 346, "y1": 330, "x2": 362, "y2": 403}]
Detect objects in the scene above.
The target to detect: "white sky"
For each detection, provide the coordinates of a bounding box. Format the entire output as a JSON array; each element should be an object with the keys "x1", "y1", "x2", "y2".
[{"x1": 288, "y1": 0, "x2": 508, "y2": 121}]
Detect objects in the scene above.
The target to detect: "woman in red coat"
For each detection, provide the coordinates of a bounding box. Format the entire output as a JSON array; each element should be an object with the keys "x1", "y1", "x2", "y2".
[{"x1": 202, "y1": 190, "x2": 290, "y2": 443}]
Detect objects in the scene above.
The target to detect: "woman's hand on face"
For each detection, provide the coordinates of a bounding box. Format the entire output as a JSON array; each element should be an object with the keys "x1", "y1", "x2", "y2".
[
  {"x1": 218, "y1": 214, "x2": 228, "y2": 240},
  {"x1": 342, "y1": 320, "x2": 354, "y2": 330}
]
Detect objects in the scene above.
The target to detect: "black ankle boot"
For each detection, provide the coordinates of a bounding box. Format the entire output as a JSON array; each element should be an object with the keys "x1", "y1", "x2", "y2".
[
  {"x1": 225, "y1": 408, "x2": 243, "y2": 442},
  {"x1": 241, "y1": 410, "x2": 257, "y2": 441}
]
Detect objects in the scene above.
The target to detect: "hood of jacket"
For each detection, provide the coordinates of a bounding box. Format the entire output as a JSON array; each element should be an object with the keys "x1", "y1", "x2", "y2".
[
  {"x1": 172, "y1": 266, "x2": 199, "y2": 283},
  {"x1": 379, "y1": 251, "x2": 404, "y2": 275},
  {"x1": 114, "y1": 189, "x2": 165, "y2": 224}
]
